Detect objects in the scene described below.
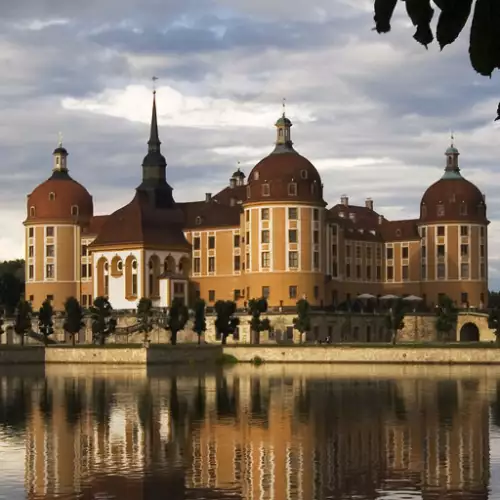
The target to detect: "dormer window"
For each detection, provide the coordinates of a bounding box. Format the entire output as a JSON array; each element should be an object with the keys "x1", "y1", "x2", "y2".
[
  {"x1": 49, "y1": 192, "x2": 55, "y2": 201},
  {"x1": 261, "y1": 183, "x2": 270, "y2": 196},
  {"x1": 71, "y1": 205, "x2": 79, "y2": 216},
  {"x1": 421, "y1": 204, "x2": 427, "y2": 218},
  {"x1": 195, "y1": 216, "x2": 202, "y2": 226},
  {"x1": 288, "y1": 183, "x2": 297, "y2": 196},
  {"x1": 437, "y1": 204, "x2": 445, "y2": 217},
  {"x1": 300, "y1": 169, "x2": 308, "y2": 179},
  {"x1": 460, "y1": 203, "x2": 467, "y2": 216},
  {"x1": 395, "y1": 229, "x2": 402, "y2": 237},
  {"x1": 254, "y1": 171, "x2": 260, "y2": 181},
  {"x1": 246, "y1": 186, "x2": 251, "y2": 199},
  {"x1": 339, "y1": 211, "x2": 345, "y2": 218},
  {"x1": 29, "y1": 206, "x2": 35, "y2": 217}
]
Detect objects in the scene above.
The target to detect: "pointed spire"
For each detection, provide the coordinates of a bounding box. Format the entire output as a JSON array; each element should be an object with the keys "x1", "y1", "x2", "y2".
[{"x1": 147, "y1": 90, "x2": 161, "y2": 154}]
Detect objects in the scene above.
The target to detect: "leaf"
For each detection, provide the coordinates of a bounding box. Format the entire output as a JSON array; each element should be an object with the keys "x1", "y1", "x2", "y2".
[
  {"x1": 469, "y1": 0, "x2": 496, "y2": 76},
  {"x1": 374, "y1": 0, "x2": 399, "y2": 33},
  {"x1": 436, "y1": 0, "x2": 474, "y2": 50}
]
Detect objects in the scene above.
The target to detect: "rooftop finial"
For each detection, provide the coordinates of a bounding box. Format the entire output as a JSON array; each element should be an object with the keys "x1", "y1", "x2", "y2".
[
  {"x1": 152, "y1": 75, "x2": 159, "y2": 94},
  {"x1": 282, "y1": 97, "x2": 286, "y2": 117},
  {"x1": 451, "y1": 130, "x2": 454, "y2": 147},
  {"x1": 58, "y1": 131, "x2": 63, "y2": 147}
]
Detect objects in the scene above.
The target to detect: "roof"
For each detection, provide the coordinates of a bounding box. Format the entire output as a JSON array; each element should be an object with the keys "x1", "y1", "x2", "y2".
[
  {"x1": 82, "y1": 215, "x2": 109, "y2": 236},
  {"x1": 212, "y1": 185, "x2": 246, "y2": 205},
  {"x1": 90, "y1": 191, "x2": 189, "y2": 249},
  {"x1": 380, "y1": 219, "x2": 420, "y2": 241},
  {"x1": 179, "y1": 199, "x2": 241, "y2": 229}
]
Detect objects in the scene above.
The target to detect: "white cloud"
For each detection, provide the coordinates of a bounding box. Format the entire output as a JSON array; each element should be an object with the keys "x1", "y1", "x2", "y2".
[{"x1": 14, "y1": 18, "x2": 70, "y2": 31}]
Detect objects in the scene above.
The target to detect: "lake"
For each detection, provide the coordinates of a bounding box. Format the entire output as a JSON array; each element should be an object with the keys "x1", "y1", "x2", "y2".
[{"x1": 1, "y1": 364, "x2": 500, "y2": 499}]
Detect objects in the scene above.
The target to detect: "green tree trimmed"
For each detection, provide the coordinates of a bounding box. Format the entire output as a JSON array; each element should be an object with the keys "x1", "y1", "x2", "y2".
[
  {"x1": 166, "y1": 297, "x2": 189, "y2": 345},
  {"x1": 137, "y1": 297, "x2": 154, "y2": 344},
  {"x1": 14, "y1": 299, "x2": 32, "y2": 346},
  {"x1": 385, "y1": 299, "x2": 406, "y2": 345},
  {"x1": 192, "y1": 298, "x2": 206, "y2": 344},
  {"x1": 435, "y1": 295, "x2": 458, "y2": 340},
  {"x1": 488, "y1": 307, "x2": 500, "y2": 344},
  {"x1": 38, "y1": 299, "x2": 54, "y2": 346},
  {"x1": 90, "y1": 296, "x2": 116, "y2": 345},
  {"x1": 214, "y1": 300, "x2": 240, "y2": 345},
  {"x1": 63, "y1": 297, "x2": 85, "y2": 346},
  {"x1": 293, "y1": 299, "x2": 311, "y2": 343},
  {"x1": 248, "y1": 298, "x2": 271, "y2": 344}
]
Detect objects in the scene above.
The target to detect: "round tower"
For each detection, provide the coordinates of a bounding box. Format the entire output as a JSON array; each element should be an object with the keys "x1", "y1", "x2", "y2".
[
  {"x1": 418, "y1": 139, "x2": 488, "y2": 308},
  {"x1": 241, "y1": 110, "x2": 326, "y2": 307},
  {"x1": 24, "y1": 139, "x2": 93, "y2": 310}
]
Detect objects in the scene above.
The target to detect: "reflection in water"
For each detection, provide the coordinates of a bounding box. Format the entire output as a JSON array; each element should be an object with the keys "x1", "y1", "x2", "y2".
[{"x1": 0, "y1": 365, "x2": 496, "y2": 499}]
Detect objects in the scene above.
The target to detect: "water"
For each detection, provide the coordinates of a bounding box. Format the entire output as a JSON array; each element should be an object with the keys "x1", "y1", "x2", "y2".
[{"x1": 1, "y1": 364, "x2": 500, "y2": 499}]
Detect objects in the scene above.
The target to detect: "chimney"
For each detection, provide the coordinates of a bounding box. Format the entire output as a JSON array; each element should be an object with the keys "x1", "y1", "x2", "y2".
[
  {"x1": 378, "y1": 215, "x2": 384, "y2": 225},
  {"x1": 365, "y1": 198, "x2": 374, "y2": 210},
  {"x1": 205, "y1": 193, "x2": 212, "y2": 203},
  {"x1": 340, "y1": 194, "x2": 349, "y2": 206}
]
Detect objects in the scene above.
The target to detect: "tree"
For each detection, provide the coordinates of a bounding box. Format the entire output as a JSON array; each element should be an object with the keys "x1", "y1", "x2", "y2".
[
  {"x1": 293, "y1": 299, "x2": 311, "y2": 343},
  {"x1": 385, "y1": 299, "x2": 406, "y2": 345},
  {"x1": 488, "y1": 307, "x2": 500, "y2": 344},
  {"x1": 192, "y1": 298, "x2": 206, "y2": 344},
  {"x1": 435, "y1": 294, "x2": 458, "y2": 340},
  {"x1": 63, "y1": 297, "x2": 85, "y2": 346},
  {"x1": 137, "y1": 297, "x2": 154, "y2": 344},
  {"x1": 0, "y1": 263, "x2": 24, "y2": 316},
  {"x1": 166, "y1": 297, "x2": 189, "y2": 345},
  {"x1": 38, "y1": 299, "x2": 54, "y2": 346},
  {"x1": 90, "y1": 296, "x2": 116, "y2": 345},
  {"x1": 0, "y1": 307, "x2": 4, "y2": 341},
  {"x1": 214, "y1": 300, "x2": 240, "y2": 345},
  {"x1": 372, "y1": 0, "x2": 500, "y2": 119},
  {"x1": 248, "y1": 298, "x2": 271, "y2": 344},
  {"x1": 14, "y1": 299, "x2": 32, "y2": 346}
]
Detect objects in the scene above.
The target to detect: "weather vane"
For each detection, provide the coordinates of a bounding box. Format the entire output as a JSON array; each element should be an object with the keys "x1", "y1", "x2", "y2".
[
  {"x1": 58, "y1": 131, "x2": 63, "y2": 147},
  {"x1": 282, "y1": 97, "x2": 286, "y2": 116},
  {"x1": 451, "y1": 129, "x2": 454, "y2": 146},
  {"x1": 152, "y1": 76, "x2": 159, "y2": 93}
]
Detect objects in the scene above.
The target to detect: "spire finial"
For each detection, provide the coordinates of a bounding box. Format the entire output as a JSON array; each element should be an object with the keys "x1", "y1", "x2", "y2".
[
  {"x1": 282, "y1": 97, "x2": 286, "y2": 117},
  {"x1": 451, "y1": 130, "x2": 454, "y2": 147},
  {"x1": 152, "y1": 76, "x2": 159, "y2": 94},
  {"x1": 58, "y1": 131, "x2": 63, "y2": 147},
  {"x1": 147, "y1": 84, "x2": 161, "y2": 153}
]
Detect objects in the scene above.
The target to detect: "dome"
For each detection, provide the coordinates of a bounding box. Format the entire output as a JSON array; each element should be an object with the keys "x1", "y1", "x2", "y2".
[
  {"x1": 420, "y1": 144, "x2": 486, "y2": 224},
  {"x1": 232, "y1": 168, "x2": 245, "y2": 179},
  {"x1": 26, "y1": 170, "x2": 93, "y2": 223}
]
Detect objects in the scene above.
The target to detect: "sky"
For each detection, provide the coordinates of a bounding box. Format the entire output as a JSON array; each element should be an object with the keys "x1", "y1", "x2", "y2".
[{"x1": 1, "y1": 0, "x2": 499, "y2": 286}]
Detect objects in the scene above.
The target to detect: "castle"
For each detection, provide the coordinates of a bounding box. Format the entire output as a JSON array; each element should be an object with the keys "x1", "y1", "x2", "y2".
[{"x1": 24, "y1": 91, "x2": 489, "y2": 311}]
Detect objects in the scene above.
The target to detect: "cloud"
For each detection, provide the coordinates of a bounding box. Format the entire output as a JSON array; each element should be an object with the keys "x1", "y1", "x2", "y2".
[{"x1": 1, "y1": 0, "x2": 499, "y2": 288}]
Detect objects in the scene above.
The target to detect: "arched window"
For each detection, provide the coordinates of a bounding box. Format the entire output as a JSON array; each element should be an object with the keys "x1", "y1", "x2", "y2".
[
  {"x1": 178, "y1": 256, "x2": 191, "y2": 277},
  {"x1": 49, "y1": 192, "x2": 55, "y2": 201},
  {"x1": 288, "y1": 183, "x2": 297, "y2": 196},
  {"x1": 421, "y1": 204, "x2": 427, "y2": 218},
  {"x1": 29, "y1": 206, "x2": 35, "y2": 217},
  {"x1": 246, "y1": 186, "x2": 251, "y2": 199},
  {"x1": 71, "y1": 205, "x2": 79, "y2": 216},
  {"x1": 195, "y1": 216, "x2": 202, "y2": 226},
  {"x1": 125, "y1": 255, "x2": 138, "y2": 300},
  {"x1": 254, "y1": 171, "x2": 260, "y2": 181},
  {"x1": 261, "y1": 183, "x2": 270, "y2": 196},
  {"x1": 300, "y1": 169, "x2": 308, "y2": 179},
  {"x1": 164, "y1": 255, "x2": 175, "y2": 274},
  {"x1": 111, "y1": 255, "x2": 123, "y2": 277},
  {"x1": 97, "y1": 257, "x2": 109, "y2": 297},
  {"x1": 148, "y1": 255, "x2": 161, "y2": 297}
]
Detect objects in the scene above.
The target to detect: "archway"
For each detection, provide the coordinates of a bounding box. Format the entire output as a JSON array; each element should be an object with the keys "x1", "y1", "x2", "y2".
[{"x1": 460, "y1": 322, "x2": 480, "y2": 342}]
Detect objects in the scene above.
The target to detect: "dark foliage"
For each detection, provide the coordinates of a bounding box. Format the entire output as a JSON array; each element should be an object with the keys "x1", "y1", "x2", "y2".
[
  {"x1": 14, "y1": 299, "x2": 32, "y2": 345},
  {"x1": 435, "y1": 294, "x2": 458, "y2": 336},
  {"x1": 90, "y1": 296, "x2": 116, "y2": 345},
  {"x1": 192, "y1": 298, "x2": 207, "y2": 344},
  {"x1": 137, "y1": 297, "x2": 154, "y2": 343},
  {"x1": 0, "y1": 260, "x2": 24, "y2": 315},
  {"x1": 293, "y1": 299, "x2": 311, "y2": 340},
  {"x1": 248, "y1": 298, "x2": 271, "y2": 344},
  {"x1": 38, "y1": 299, "x2": 54, "y2": 345},
  {"x1": 214, "y1": 300, "x2": 240, "y2": 345},
  {"x1": 166, "y1": 297, "x2": 189, "y2": 345},
  {"x1": 385, "y1": 299, "x2": 406, "y2": 344},
  {"x1": 63, "y1": 297, "x2": 85, "y2": 346}
]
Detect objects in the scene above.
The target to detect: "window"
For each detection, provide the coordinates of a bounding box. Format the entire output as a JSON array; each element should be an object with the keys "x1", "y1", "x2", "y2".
[
  {"x1": 402, "y1": 246, "x2": 409, "y2": 259},
  {"x1": 437, "y1": 263, "x2": 446, "y2": 279},
  {"x1": 208, "y1": 290, "x2": 216, "y2": 302},
  {"x1": 81, "y1": 264, "x2": 87, "y2": 278},
  {"x1": 313, "y1": 209, "x2": 319, "y2": 221},
  {"x1": 261, "y1": 183, "x2": 270, "y2": 196},
  {"x1": 195, "y1": 216, "x2": 202, "y2": 226},
  {"x1": 46, "y1": 295, "x2": 54, "y2": 302},
  {"x1": 313, "y1": 286, "x2": 319, "y2": 299},
  {"x1": 262, "y1": 286, "x2": 270, "y2": 299},
  {"x1": 71, "y1": 205, "x2": 79, "y2": 216},
  {"x1": 82, "y1": 295, "x2": 87, "y2": 307},
  {"x1": 332, "y1": 244, "x2": 337, "y2": 256},
  {"x1": 421, "y1": 246, "x2": 426, "y2": 258},
  {"x1": 246, "y1": 253, "x2": 250, "y2": 268},
  {"x1": 29, "y1": 207, "x2": 35, "y2": 217},
  {"x1": 288, "y1": 229, "x2": 297, "y2": 243},
  {"x1": 460, "y1": 204, "x2": 468, "y2": 215},
  {"x1": 234, "y1": 289, "x2": 242, "y2": 301},
  {"x1": 480, "y1": 263, "x2": 485, "y2": 278},
  {"x1": 437, "y1": 226, "x2": 445, "y2": 236},
  {"x1": 46, "y1": 245, "x2": 54, "y2": 257},
  {"x1": 421, "y1": 227, "x2": 426, "y2": 238},
  {"x1": 81, "y1": 244, "x2": 88, "y2": 256},
  {"x1": 289, "y1": 285, "x2": 297, "y2": 299},
  {"x1": 132, "y1": 274, "x2": 138, "y2": 296},
  {"x1": 313, "y1": 231, "x2": 319, "y2": 245},
  {"x1": 386, "y1": 247, "x2": 393, "y2": 260},
  {"x1": 437, "y1": 244, "x2": 445, "y2": 257},
  {"x1": 387, "y1": 266, "x2": 394, "y2": 280},
  {"x1": 288, "y1": 251, "x2": 299, "y2": 268},
  {"x1": 194, "y1": 237, "x2": 201, "y2": 250},
  {"x1": 376, "y1": 247, "x2": 382, "y2": 260},
  {"x1": 421, "y1": 264, "x2": 427, "y2": 279},
  {"x1": 261, "y1": 252, "x2": 270, "y2": 268},
  {"x1": 300, "y1": 169, "x2": 308, "y2": 179},
  {"x1": 46, "y1": 226, "x2": 54, "y2": 237},
  {"x1": 28, "y1": 265, "x2": 34, "y2": 280},
  {"x1": 234, "y1": 255, "x2": 241, "y2": 271},
  {"x1": 332, "y1": 225, "x2": 337, "y2": 236},
  {"x1": 356, "y1": 264, "x2": 361, "y2": 279},
  {"x1": 313, "y1": 252, "x2": 320, "y2": 270},
  {"x1": 402, "y1": 265, "x2": 409, "y2": 281},
  {"x1": 49, "y1": 192, "x2": 55, "y2": 201},
  {"x1": 366, "y1": 247, "x2": 372, "y2": 259},
  {"x1": 288, "y1": 207, "x2": 298, "y2": 220},
  {"x1": 421, "y1": 205, "x2": 427, "y2": 217},
  {"x1": 28, "y1": 227, "x2": 34, "y2": 238},
  {"x1": 288, "y1": 183, "x2": 297, "y2": 196},
  {"x1": 376, "y1": 265, "x2": 381, "y2": 280},
  {"x1": 261, "y1": 208, "x2": 270, "y2": 220},
  {"x1": 460, "y1": 244, "x2": 468, "y2": 257},
  {"x1": 480, "y1": 244, "x2": 485, "y2": 258},
  {"x1": 332, "y1": 261, "x2": 338, "y2": 276},
  {"x1": 28, "y1": 246, "x2": 34, "y2": 257},
  {"x1": 233, "y1": 234, "x2": 240, "y2": 247},
  {"x1": 346, "y1": 245, "x2": 351, "y2": 258},
  {"x1": 461, "y1": 263, "x2": 469, "y2": 278},
  {"x1": 261, "y1": 230, "x2": 270, "y2": 243},
  {"x1": 194, "y1": 258, "x2": 201, "y2": 273},
  {"x1": 245, "y1": 210, "x2": 250, "y2": 222},
  {"x1": 356, "y1": 246, "x2": 361, "y2": 258},
  {"x1": 246, "y1": 186, "x2": 251, "y2": 199},
  {"x1": 208, "y1": 257, "x2": 215, "y2": 272},
  {"x1": 246, "y1": 232, "x2": 250, "y2": 244},
  {"x1": 346, "y1": 263, "x2": 351, "y2": 278},
  {"x1": 480, "y1": 226, "x2": 485, "y2": 237},
  {"x1": 460, "y1": 226, "x2": 468, "y2": 236},
  {"x1": 437, "y1": 204, "x2": 445, "y2": 217},
  {"x1": 366, "y1": 265, "x2": 372, "y2": 280},
  {"x1": 46, "y1": 264, "x2": 54, "y2": 279},
  {"x1": 461, "y1": 292, "x2": 468, "y2": 305},
  {"x1": 254, "y1": 171, "x2": 260, "y2": 181}
]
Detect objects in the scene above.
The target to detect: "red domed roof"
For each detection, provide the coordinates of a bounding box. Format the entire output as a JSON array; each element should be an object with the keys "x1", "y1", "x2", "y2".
[{"x1": 26, "y1": 170, "x2": 93, "y2": 223}]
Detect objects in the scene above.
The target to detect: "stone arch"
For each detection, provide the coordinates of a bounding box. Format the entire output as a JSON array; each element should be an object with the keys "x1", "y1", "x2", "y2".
[
  {"x1": 164, "y1": 255, "x2": 175, "y2": 274},
  {"x1": 125, "y1": 255, "x2": 138, "y2": 300},
  {"x1": 96, "y1": 257, "x2": 109, "y2": 297},
  {"x1": 460, "y1": 322, "x2": 480, "y2": 342},
  {"x1": 148, "y1": 254, "x2": 161, "y2": 297},
  {"x1": 178, "y1": 256, "x2": 191, "y2": 277}
]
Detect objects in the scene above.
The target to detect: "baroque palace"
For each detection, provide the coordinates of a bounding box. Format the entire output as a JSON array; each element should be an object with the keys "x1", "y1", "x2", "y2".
[{"x1": 24, "y1": 91, "x2": 489, "y2": 311}]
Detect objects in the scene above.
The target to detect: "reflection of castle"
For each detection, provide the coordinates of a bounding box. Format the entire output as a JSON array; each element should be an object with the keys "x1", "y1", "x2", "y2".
[{"x1": 3, "y1": 367, "x2": 492, "y2": 499}]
